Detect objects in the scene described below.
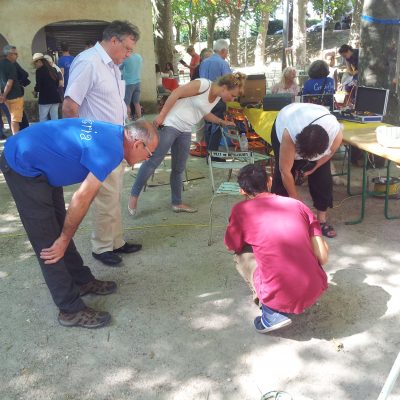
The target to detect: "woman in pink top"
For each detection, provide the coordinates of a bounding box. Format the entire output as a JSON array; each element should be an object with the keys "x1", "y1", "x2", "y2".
[
  {"x1": 225, "y1": 164, "x2": 329, "y2": 333},
  {"x1": 271, "y1": 66, "x2": 299, "y2": 96}
]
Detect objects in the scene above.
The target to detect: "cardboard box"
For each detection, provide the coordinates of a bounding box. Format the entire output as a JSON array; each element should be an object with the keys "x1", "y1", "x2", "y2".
[{"x1": 240, "y1": 74, "x2": 266, "y2": 104}]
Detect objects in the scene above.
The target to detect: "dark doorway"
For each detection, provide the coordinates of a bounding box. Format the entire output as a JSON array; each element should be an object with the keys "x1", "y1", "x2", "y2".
[{"x1": 44, "y1": 20, "x2": 109, "y2": 56}]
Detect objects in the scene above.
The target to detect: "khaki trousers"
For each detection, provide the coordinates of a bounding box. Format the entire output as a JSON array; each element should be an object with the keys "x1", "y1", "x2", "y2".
[
  {"x1": 234, "y1": 252, "x2": 259, "y2": 304},
  {"x1": 91, "y1": 162, "x2": 125, "y2": 253}
]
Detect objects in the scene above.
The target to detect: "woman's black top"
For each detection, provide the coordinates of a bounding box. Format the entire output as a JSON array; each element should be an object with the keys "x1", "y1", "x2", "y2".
[{"x1": 34, "y1": 66, "x2": 61, "y2": 104}]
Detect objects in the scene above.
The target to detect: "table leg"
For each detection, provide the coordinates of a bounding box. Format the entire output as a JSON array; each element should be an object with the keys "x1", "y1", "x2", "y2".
[
  {"x1": 384, "y1": 160, "x2": 400, "y2": 220},
  {"x1": 346, "y1": 145, "x2": 362, "y2": 196},
  {"x1": 346, "y1": 150, "x2": 368, "y2": 225}
]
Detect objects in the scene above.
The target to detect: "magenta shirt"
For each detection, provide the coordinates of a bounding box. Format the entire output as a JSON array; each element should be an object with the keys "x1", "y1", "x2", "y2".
[{"x1": 224, "y1": 194, "x2": 327, "y2": 314}]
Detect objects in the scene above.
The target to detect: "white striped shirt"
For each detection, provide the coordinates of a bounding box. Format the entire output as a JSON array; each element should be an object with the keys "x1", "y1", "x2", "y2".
[{"x1": 65, "y1": 42, "x2": 127, "y2": 125}]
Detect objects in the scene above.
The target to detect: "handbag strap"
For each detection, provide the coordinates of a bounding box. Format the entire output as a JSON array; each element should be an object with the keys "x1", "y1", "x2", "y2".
[
  {"x1": 197, "y1": 79, "x2": 211, "y2": 95},
  {"x1": 308, "y1": 113, "x2": 331, "y2": 126}
]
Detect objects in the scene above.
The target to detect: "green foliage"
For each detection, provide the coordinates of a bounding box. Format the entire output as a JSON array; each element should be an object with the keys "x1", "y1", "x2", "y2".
[{"x1": 311, "y1": 0, "x2": 352, "y2": 20}]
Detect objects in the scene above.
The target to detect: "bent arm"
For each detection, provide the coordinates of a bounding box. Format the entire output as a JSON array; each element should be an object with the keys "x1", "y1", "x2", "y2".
[
  {"x1": 40, "y1": 173, "x2": 102, "y2": 264},
  {"x1": 0, "y1": 79, "x2": 14, "y2": 101},
  {"x1": 311, "y1": 235, "x2": 329, "y2": 265},
  {"x1": 204, "y1": 113, "x2": 235, "y2": 127},
  {"x1": 279, "y1": 130, "x2": 298, "y2": 199},
  {"x1": 304, "y1": 128, "x2": 344, "y2": 176},
  {"x1": 62, "y1": 96, "x2": 80, "y2": 118}
]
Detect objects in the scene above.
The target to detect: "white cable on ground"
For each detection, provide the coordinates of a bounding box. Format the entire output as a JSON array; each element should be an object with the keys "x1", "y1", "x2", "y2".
[{"x1": 377, "y1": 351, "x2": 400, "y2": 400}]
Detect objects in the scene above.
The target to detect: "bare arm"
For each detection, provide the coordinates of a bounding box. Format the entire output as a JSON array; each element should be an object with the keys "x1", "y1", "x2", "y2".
[
  {"x1": 204, "y1": 112, "x2": 236, "y2": 127},
  {"x1": 154, "y1": 80, "x2": 202, "y2": 127},
  {"x1": 311, "y1": 235, "x2": 329, "y2": 265},
  {"x1": 304, "y1": 128, "x2": 344, "y2": 176},
  {"x1": 279, "y1": 130, "x2": 299, "y2": 199},
  {"x1": 40, "y1": 173, "x2": 102, "y2": 264},
  {"x1": 0, "y1": 79, "x2": 14, "y2": 103},
  {"x1": 345, "y1": 60, "x2": 358, "y2": 76},
  {"x1": 62, "y1": 96, "x2": 80, "y2": 118}
]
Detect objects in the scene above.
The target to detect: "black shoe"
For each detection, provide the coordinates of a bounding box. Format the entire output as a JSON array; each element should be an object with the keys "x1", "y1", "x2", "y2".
[
  {"x1": 92, "y1": 251, "x2": 122, "y2": 266},
  {"x1": 113, "y1": 242, "x2": 142, "y2": 254}
]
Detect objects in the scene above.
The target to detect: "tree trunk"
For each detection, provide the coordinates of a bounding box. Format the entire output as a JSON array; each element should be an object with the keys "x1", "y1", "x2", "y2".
[
  {"x1": 229, "y1": 7, "x2": 241, "y2": 66},
  {"x1": 292, "y1": 0, "x2": 307, "y2": 67},
  {"x1": 349, "y1": 0, "x2": 364, "y2": 47},
  {"x1": 254, "y1": 9, "x2": 269, "y2": 66},
  {"x1": 175, "y1": 23, "x2": 181, "y2": 44},
  {"x1": 190, "y1": 22, "x2": 197, "y2": 45},
  {"x1": 154, "y1": 0, "x2": 174, "y2": 69},
  {"x1": 359, "y1": 0, "x2": 399, "y2": 124},
  {"x1": 207, "y1": 15, "x2": 217, "y2": 49}
]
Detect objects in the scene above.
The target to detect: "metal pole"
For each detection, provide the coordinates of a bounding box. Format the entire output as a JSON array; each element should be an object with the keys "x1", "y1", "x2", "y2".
[
  {"x1": 282, "y1": 0, "x2": 289, "y2": 69},
  {"x1": 321, "y1": 0, "x2": 325, "y2": 55},
  {"x1": 244, "y1": 19, "x2": 247, "y2": 67}
]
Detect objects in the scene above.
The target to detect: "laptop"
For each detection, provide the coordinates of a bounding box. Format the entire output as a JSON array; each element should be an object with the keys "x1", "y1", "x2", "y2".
[{"x1": 332, "y1": 86, "x2": 389, "y2": 123}]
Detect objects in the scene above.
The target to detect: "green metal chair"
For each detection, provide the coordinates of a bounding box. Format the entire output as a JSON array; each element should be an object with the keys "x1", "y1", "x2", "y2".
[{"x1": 207, "y1": 150, "x2": 254, "y2": 246}]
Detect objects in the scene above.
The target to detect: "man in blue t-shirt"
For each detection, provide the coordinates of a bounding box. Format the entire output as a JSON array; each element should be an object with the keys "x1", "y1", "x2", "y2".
[
  {"x1": 0, "y1": 118, "x2": 158, "y2": 329},
  {"x1": 199, "y1": 39, "x2": 232, "y2": 157},
  {"x1": 57, "y1": 42, "x2": 75, "y2": 91}
]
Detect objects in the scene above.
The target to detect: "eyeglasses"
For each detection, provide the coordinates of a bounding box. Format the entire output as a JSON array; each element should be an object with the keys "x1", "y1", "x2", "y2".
[
  {"x1": 117, "y1": 39, "x2": 134, "y2": 55},
  {"x1": 140, "y1": 141, "x2": 153, "y2": 157}
]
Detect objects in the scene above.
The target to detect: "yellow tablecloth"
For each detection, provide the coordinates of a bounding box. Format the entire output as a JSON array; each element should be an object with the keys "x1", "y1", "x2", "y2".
[
  {"x1": 226, "y1": 103, "x2": 388, "y2": 145},
  {"x1": 227, "y1": 102, "x2": 278, "y2": 143}
]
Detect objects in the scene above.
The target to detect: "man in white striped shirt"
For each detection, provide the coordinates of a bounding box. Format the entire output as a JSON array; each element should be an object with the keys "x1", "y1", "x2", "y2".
[{"x1": 63, "y1": 20, "x2": 141, "y2": 266}]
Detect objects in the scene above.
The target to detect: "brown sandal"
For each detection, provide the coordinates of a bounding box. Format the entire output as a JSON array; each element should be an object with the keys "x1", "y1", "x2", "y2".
[
  {"x1": 79, "y1": 279, "x2": 117, "y2": 296},
  {"x1": 58, "y1": 307, "x2": 111, "y2": 329}
]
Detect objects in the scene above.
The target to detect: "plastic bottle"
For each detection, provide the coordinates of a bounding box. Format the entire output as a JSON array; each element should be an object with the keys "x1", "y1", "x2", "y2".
[{"x1": 239, "y1": 132, "x2": 248, "y2": 151}]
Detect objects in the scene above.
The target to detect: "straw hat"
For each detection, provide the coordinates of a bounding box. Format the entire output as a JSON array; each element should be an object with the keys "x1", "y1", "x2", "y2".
[
  {"x1": 43, "y1": 54, "x2": 53, "y2": 64},
  {"x1": 32, "y1": 52, "x2": 44, "y2": 63}
]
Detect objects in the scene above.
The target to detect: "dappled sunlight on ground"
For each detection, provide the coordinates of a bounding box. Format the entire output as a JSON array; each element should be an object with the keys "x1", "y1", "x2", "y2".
[{"x1": 1, "y1": 152, "x2": 400, "y2": 399}]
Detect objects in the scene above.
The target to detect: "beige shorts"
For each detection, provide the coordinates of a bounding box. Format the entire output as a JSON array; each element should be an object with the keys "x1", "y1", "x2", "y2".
[{"x1": 6, "y1": 97, "x2": 24, "y2": 123}]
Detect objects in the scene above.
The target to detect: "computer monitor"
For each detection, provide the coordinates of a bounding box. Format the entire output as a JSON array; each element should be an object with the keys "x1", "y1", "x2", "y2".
[
  {"x1": 354, "y1": 86, "x2": 389, "y2": 116},
  {"x1": 262, "y1": 93, "x2": 293, "y2": 111}
]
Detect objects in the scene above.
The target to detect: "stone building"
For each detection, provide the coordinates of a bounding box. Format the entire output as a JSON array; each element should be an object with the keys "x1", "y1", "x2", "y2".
[{"x1": 0, "y1": 0, "x2": 157, "y2": 117}]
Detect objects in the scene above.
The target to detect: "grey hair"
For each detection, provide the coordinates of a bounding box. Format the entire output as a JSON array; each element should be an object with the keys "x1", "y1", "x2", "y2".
[
  {"x1": 3, "y1": 45, "x2": 16, "y2": 55},
  {"x1": 125, "y1": 120, "x2": 153, "y2": 144},
  {"x1": 102, "y1": 20, "x2": 140, "y2": 42},
  {"x1": 213, "y1": 39, "x2": 229, "y2": 52}
]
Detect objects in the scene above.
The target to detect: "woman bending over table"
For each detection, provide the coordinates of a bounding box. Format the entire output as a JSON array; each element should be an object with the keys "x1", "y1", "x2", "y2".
[{"x1": 128, "y1": 72, "x2": 246, "y2": 215}]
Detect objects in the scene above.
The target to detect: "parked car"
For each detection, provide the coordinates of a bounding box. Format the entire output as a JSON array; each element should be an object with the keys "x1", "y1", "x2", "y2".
[
  {"x1": 273, "y1": 29, "x2": 284, "y2": 35},
  {"x1": 306, "y1": 22, "x2": 327, "y2": 33}
]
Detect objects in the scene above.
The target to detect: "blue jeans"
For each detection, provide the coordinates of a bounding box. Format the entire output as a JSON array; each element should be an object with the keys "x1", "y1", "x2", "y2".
[{"x1": 131, "y1": 125, "x2": 191, "y2": 205}]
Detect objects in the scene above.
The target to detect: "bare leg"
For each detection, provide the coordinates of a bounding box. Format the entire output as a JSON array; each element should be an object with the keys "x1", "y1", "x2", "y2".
[{"x1": 11, "y1": 121, "x2": 20, "y2": 134}]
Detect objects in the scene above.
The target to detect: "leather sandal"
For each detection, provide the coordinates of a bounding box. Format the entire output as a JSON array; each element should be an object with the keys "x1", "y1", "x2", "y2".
[
  {"x1": 58, "y1": 307, "x2": 111, "y2": 329},
  {"x1": 321, "y1": 222, "x2": 337, "y2": 238}
]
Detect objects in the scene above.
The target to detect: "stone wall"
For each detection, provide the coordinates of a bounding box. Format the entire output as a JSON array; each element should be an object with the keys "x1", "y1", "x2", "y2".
[{"x1": 1, "y1": 0, "x2": 158, "y2": 116}]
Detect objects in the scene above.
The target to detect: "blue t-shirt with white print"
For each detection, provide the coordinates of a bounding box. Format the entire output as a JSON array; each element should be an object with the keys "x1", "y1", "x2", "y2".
[{"x1": 4, "y1": 118, "x2": 123, "y2": 187}]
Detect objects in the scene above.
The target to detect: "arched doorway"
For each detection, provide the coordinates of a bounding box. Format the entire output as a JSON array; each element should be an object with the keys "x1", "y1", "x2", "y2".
[
  {"x1": 31, "y1": 20, "x2": 109, "y2": 57},
  {"x1": 0, "y1": 33, "x2": 9, "y2": 55}
]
